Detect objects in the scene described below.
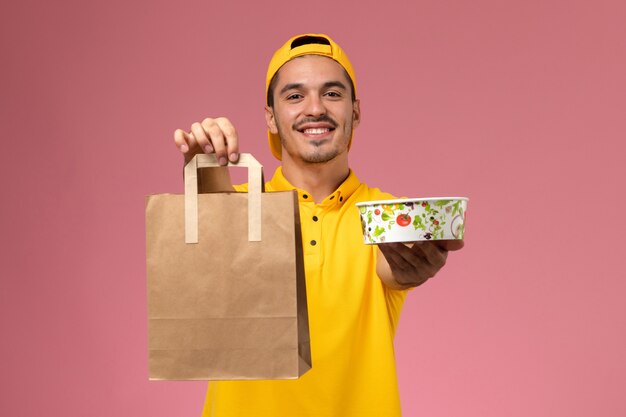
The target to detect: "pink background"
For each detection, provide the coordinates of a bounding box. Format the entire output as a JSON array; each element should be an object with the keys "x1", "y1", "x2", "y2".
[{"x1": 2, "y1": 0, "x2": 625, "y2": 416}]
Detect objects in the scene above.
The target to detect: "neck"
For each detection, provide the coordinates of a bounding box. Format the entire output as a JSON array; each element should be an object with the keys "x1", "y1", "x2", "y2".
[{"x1": 281, "y1": 153, "x2": 350, "y2": 203}]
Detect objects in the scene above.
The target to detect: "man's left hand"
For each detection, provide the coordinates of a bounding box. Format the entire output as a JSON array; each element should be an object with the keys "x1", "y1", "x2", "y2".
[{"x1": 377, "y1": 240, "x2": 464, "y2": 289}]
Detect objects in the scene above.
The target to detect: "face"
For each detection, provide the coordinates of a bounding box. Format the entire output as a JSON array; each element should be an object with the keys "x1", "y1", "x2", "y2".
[{"x1": 265, "y1": 55, "x2": 360, "y2": 164}]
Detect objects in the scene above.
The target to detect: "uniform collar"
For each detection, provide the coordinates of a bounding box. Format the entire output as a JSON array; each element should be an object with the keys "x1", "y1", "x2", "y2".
[{"x1": 268, "y1": 166, "x2": 361, "y2": 207}]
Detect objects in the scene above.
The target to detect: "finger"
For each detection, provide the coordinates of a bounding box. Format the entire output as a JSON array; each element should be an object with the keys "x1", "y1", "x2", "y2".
[
  {"x1": 388, "y1": 242, "x2": 440, "y2": 279},
  {"x1": 379, "y1": 244, "x2": 431, "y2": 286},
  {"x1": 173, "y1": 129, "x2": 194, "y2": 154},
  {"x1": 436, "y1": 239, "x2": 465, "y2": 251},
  {"x1": 190, "y1": 121, "x2": 214, "y2": 155},
  {"x1": 379, "y1": 243, "x2": 414, "y2": 272},
  {"x1": 412, "y1": 242, "x2": 448, "y2": 269},
  {"x1": 201, "y1": 118, "x2": 229, "y2": 165},
  {"x1": 381, "y1": 243, "x2": 434, "y2": 277},
  {"x1": 214, "y1": 117, "x2": 239, "y2": 162}
]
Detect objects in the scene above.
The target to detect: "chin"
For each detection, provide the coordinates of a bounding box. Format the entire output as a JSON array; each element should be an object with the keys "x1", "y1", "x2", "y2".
[
  {"x1": 282, "y1": 135, "x2": 348, "y2": 164},
  {"x1": 302, "y1": 154, "x2": 336, "y2": 164},
  {"x1": 301, "y1": 146, "x2": 345, "y2": 164}
]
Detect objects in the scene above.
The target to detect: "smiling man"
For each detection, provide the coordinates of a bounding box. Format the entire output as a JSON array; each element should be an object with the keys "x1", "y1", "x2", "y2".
[
  {"x1": 174, "y1": 33, "x2": 461, "y2": 417},
  {"x1": 266, "y1": 52, "x2": 359, "y2": 203},
  {"x1": 268, "y1": 54, "x2": 357, "y2": 166}
]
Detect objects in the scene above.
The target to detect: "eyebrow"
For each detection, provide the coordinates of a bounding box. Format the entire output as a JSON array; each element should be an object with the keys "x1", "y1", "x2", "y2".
[{"x1": 279, "y1": 80, "x2": 348, "y2": 95}]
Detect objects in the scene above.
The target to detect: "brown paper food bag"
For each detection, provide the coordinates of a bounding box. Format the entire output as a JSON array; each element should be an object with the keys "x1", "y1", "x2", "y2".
[{"x1": 146, "y1": 153, "x2": 311, "y2": 380}]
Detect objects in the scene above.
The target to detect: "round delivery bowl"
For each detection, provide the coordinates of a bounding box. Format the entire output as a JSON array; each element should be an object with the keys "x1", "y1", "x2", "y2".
[{"x1": 356, "y1": 197, "x2": 469, "y2": 244}]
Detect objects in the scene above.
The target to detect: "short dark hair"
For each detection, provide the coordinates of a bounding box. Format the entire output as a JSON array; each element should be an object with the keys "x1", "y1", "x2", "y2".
[{"x1": 266, "y1": 62, "x2": 356, "y2": 107}]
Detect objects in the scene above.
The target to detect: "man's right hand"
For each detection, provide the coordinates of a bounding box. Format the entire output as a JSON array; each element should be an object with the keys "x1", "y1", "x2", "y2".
[{"x1": 174, "y1": 117, "x2": 240, "y2": 165}]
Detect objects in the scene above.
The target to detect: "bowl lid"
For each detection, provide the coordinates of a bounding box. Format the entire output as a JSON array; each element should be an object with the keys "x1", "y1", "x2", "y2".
[{"x1": 355, "y1": 197, "x2": 469, "y2": 207}]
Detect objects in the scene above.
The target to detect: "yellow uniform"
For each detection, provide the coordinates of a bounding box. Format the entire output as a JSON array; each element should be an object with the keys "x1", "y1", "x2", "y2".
[{"x1": 202, "y1": 167, "x2": 408, "y2": 417}]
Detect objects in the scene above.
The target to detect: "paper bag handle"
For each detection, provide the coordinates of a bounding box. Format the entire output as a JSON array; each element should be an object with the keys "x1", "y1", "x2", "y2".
[{"x1": 184, "y1": 153, "x2": 263, "y2": 243}]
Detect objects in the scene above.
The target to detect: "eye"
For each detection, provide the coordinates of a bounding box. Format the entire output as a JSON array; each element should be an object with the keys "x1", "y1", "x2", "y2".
[
  {"x1": 286, "y1": 93, "x2": 303, "y2": 100},
  {"x1": 324, "y1": 91, "x2": 342, "y2": 98}
]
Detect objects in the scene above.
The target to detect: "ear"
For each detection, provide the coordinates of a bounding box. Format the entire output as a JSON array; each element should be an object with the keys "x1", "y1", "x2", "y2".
[
  {"x1": 265, "y1": 106, "x2": 278, "y2": 134},
  {"x1": 352, "y1": 99, "x2": 361, "y2": 129}
]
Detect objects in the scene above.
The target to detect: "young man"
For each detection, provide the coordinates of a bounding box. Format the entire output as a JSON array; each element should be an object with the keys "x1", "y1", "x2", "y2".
[{"x1": 174, "y1": 34, "x2": 462, "y2": 417}]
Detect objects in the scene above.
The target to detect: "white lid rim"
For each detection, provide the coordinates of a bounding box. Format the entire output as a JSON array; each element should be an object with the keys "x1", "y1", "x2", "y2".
[{"x1": 356, "y1": 197, "x2": 469, "y2": 207}]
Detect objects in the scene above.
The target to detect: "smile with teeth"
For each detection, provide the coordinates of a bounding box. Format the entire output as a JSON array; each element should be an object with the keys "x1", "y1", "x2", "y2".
[{"x1": 302, "y1": 127, "x2": 332, "y2": 135}]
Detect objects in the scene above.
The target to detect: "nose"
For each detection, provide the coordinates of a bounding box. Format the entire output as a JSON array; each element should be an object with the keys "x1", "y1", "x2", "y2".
[{"x1": 304, "y1": 94, "x2": 326, "y2": 117}]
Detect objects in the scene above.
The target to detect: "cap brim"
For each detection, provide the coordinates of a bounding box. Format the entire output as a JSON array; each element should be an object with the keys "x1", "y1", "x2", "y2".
[{"x1": 268, "y1": 131, "x2": 282, "y2": 160}]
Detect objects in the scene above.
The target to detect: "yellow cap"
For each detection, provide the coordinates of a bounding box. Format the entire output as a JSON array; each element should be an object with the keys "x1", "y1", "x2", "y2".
[{"x1": 265, "y1": 34, "x2": 357, "y2": 160}]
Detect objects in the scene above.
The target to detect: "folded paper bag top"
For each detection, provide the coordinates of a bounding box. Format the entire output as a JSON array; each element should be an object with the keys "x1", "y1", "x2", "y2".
[{"x1": 184, "y1": 153, "x2": 263, "y2": 243}]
